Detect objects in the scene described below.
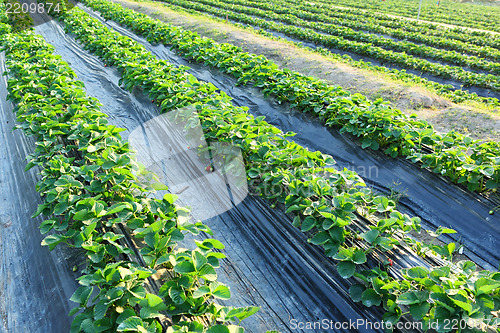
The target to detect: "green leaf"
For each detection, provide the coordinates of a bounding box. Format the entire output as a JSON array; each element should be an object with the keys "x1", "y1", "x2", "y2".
[
  {"x1": 248, "y1": 168, "x2": 260, "y2": 179},
  {"x1": 106, "y1": 204, "x2": 129, "y2": 215},
  {"x1": 54, "y1": 201, "x2": 69, "y2": 215},
  {"x1": 101, "y1": 160, "x2": 116, "y2": 170},
  {"x1": 151, "y1": 182, "x2": 168, "y2": 191},
  {"x1": 174, "y1": 261, "x2": 195, "y2": 274},
  {"x1": 25, "y1": 161, "x2": 36, "y2": 171},
  {"x1": 285, "y1": 205, "x2": 301, "y2": 214},
  {"x1": 361, "y1": 229, "x2": 379, "y2": 244},
  {"x1": 322, "y1": 218, "x2": 335, "y2": 230},
  {"x1": 212, "y1": 284, "x2": 231, "y2": 300},
  {"x1": 193, "y1": 251, "x2": 208, "y2": 271},
  {"x1": 397, "y1": 292, "x2": 421, "y2": 305},
  {"x1": 349, "y1": 284, "x2": 365, "y2": 302},
  {"x1": 361, "y1": 288, "x2": 382, "y2": 307},
  {"x1": 308, "y1": 231, "x2": 330, "y2": 245},
  {"x1": 169, "y1": 288, "x2": 186, "y2": 305},
  {"x1": 332, "y1": 247, "x2": 353, "y2": 261},
  {"x1": 70, "y1": 286, "x2": 93, "y2": 306},
  {"x1": 449, "y1": 294, "x2": 472, "y2": 314},
  {"x1": 192, "y1": 286, "x2": 211, "y2": 298},
  {"x1": 116, "y1": 309, "x2": 136, "y2": 324},
  {"x1": 81, "y1": 318, "x2": 95, "y2": 333},
  {"x1": 187, "y1": 74, "x2": 198, "y2": 85},
  {"x1": 438, "y1": 227, "x2": 456, "y2": 235},
  {"x1": 405, "y1": 267, "x2": 429, "y2": 280},
  {"x1": 371, "y1": 277, "x2": 386, "y2": 295},
  {"x1": 32, "y1": 204, "x2": 47, "y2": 218},
  {"x1": 409, "y1": 302, "x2": 430, "y2": 320},
  {"x1": 206, "y1": 326, "x2": 230, "y2": 333},
  {"x1": 257, "y1": 146, "x2": 270, "y2": 159},
  {"x1": 225, "y1": 306, "x2": 260, "y2": 322},
  {"x1": 74, "y1": 209, "x2": 93, "y2": 221},
  {"x1": 200, "y1": 239, "x2": 225, "y2": 250},
  {"x1": 40, "y1": 219, "x2": 57, "y2": 234},
  {"x1": 227, "y1": 326, "x2": 245, "y2": 333},
  {"x1": 457, "y1": 261, "x2": 476, "y2": 275},
  {"x1": 139, "y1": 307, "x2": 164, "y2": 320},
  {"x1": 328, "y1": 226, "x2": 344, "y2": 242},
  {"x1": 145, "y1": 294, "x2": 166, "y2": 310},
  {"x1": 117, "y1": 316, "x2": 147, "y2": 332},
  {"x1": 475, "y1": 278, "x2": 500, "y2": 296},
  {"x1": 361, "y1": 138, "x2": 372, "y2": 149},
  {"x1": 83, "y1": 222, "x2": 97, "y2": 239},
  {"x1": 352, "y1": 249, "x2": 367, "y2": 264},
  {"x1": 292, "y1": 216, "x2": 301, "y2": 228},
  {"x1": 41, "y1": 234, "x2": 66, "y2": 251},
  {"x1": 337, "y1": 261, "x2": 356, "y2": 279},
  {"x1": 163, "y1": 193, "x2": 178, "y2": 204},
  {"x1": 301, "y1": 216, "x2": 317, "y2": 232},
  {"x1": 485, "y1": 179, "x2": 499, "y2": 189},
  {"x1": 94, "y1": 301, "x2": 109, "y2": 320},
  {"x1": 198, "y1": 264, "x2": 217, "y2": 281}
]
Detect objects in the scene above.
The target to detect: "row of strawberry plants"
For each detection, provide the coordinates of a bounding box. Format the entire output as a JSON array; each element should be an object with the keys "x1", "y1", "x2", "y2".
[
  {"x1": 279, "y1": 0, "x2": 500, "y2": 51},
  {"x1": 0, "y1": 16, "x2": 257, "y2": 333},
  {"x1": 56, "y1": 5, "x2": 500, "y2": 331},
  {"x1": 148, "y1": 0, "x2": 500, "y2": 108},
  {"x1": 153, "y1": 3, "x2": 499, "y2": 107},
  {"x1": 281, "y1": 0, "x2": 500, "y2": 45},
  {"x1": 214, "y1": 0, "x2": 500, "y2": 63},
  {"x1": 309, "y1": 0, "x2": 500, "y2": 33},
  {"x1": 156, "y1": 0, "x2": 500, "y2": 92},
  {"x1": 82, "y1": 0, "x2": 500, "y2": 194},
  {"x1": 168, "y1": 0, "x2": 500, "y2": 76}
]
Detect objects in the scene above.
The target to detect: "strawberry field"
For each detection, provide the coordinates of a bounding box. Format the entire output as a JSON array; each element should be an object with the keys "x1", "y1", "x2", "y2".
[
  {"x1": 154, "y1": 0, "x2": 500, "y2": 105},
  {"x1": 1, "y1": 0, "x2": 500, "y2": 332}
]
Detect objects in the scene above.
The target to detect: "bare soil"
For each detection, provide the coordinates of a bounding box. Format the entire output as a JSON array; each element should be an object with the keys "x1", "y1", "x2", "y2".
[{"x1": 112, "y1": 0, "x2": 500, "y2": 141}]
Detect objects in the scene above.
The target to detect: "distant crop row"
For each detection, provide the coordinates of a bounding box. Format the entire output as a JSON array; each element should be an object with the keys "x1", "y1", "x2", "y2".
[
  {"x1": 278, "y1": 0, "x2": 500, "y2": 51},
  {"x1": 1, "y1": 0, "x2": 33, "y2": 30},
  {"x1": 160, "y1": 0, "x2": 500, "y2": 107},
  {"x1": 301, "y1": 0, "x2": 500, "y2": 33},
  {"x1": 184, "y1": 0, "x2": 500, "y2": 75},
  {"x1": 158, "y1": 0, "x2": 500, "y2": 93},
  {"x1": 215, "y1": 0, "x2": 500, "y2": 64},
  {"x1": 60, "y1": 2, "x2": 500, "y2": 330}
]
